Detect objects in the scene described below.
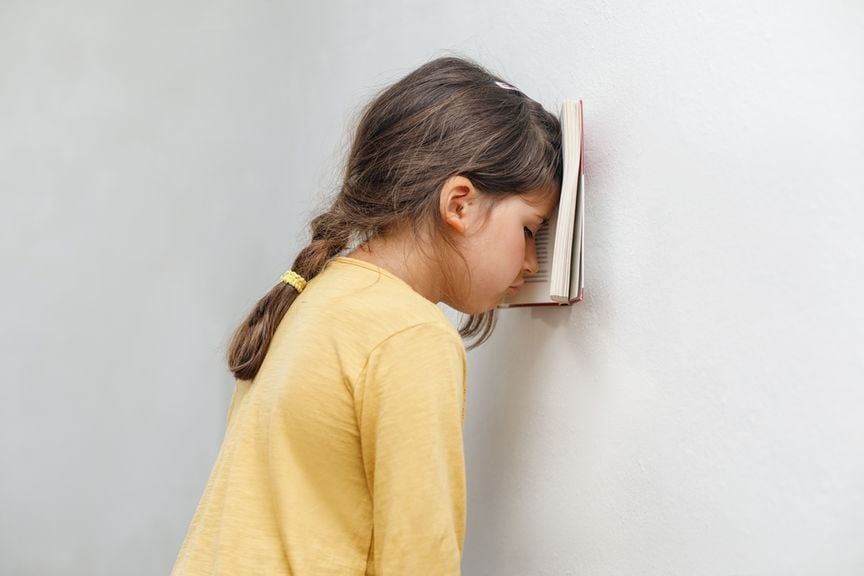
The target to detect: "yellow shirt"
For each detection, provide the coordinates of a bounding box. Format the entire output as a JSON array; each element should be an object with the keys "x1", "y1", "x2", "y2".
[{"x1": 172, "y1": 257, "x2": 468, "y2": 575}]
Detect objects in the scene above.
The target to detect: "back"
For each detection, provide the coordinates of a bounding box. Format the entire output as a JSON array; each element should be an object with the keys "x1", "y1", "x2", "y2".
[{"x1": 172, "y1": 257, "x2": 468, "y2": 575}]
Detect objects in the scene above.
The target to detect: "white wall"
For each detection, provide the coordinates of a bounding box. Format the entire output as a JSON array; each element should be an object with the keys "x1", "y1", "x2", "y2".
[{"x1": 1, "y1": 1, "x2": 862, "y2": 574}]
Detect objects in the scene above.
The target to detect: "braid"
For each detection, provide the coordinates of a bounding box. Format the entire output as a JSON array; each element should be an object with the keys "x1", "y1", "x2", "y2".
[
  {"x1": 227, "y1": 208, "x2": 352, "y2": 381},
  {"x1": 291, "y1": 211, "x2": 350, "y2": 281}
]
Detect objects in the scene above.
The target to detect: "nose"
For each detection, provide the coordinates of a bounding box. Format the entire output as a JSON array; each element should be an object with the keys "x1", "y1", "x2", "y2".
[{"x1": 524, "y1": 241, "x2": 539, "y2": 276}]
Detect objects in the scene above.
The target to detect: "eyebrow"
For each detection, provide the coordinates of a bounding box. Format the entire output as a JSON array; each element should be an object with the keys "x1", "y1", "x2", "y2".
[{"x1": 541, "y1": 202, "x2": 561, "y2": 223}]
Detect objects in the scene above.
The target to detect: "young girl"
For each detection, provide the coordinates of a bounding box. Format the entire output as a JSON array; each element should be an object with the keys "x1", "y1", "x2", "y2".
[{"x1": 172, "y1": 56, "x2": 562, "y2": 575}]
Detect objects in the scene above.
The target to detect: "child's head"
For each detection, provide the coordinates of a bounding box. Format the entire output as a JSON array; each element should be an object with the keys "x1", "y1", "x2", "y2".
[{"x1": 229, "y1": 56, "x2": 561, "y2": 380}]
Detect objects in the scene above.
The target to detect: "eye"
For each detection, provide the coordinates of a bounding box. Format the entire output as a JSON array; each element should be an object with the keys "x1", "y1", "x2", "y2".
[{"x1": 523, "y1": 227, "x2": 535, "y2": 239}]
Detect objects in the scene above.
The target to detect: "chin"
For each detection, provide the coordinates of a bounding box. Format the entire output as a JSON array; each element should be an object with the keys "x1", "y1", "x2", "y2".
[
  {"x1": 443, "y1": 288, "x2": 503, "y2": 315},
  {"x1": 445, "y1": 299, "x2": 494, "y2": 316},
  {"x1": 467, "y1": 301, "x2": 500, "y2": 315}
]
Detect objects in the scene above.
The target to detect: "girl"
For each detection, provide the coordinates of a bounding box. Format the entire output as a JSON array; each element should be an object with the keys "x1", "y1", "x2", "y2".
[{"x1": 172, "y1": 56, "x2": 562, "y2": 575}]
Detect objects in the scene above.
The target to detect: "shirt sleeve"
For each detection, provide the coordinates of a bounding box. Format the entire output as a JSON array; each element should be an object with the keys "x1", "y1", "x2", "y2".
[{"x1": 354, "y1": 322, "x2": 468, "y2": 575}]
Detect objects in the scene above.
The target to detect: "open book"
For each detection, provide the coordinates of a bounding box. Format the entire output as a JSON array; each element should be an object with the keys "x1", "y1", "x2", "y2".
[{"x1": 500, "y1": 99, "x2": 585, "y2": 307}]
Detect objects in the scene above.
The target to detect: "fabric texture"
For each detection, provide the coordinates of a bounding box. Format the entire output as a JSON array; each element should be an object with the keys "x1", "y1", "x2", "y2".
[{"x1": 172, "y1": 257, "x2": 468, "y2": 575}]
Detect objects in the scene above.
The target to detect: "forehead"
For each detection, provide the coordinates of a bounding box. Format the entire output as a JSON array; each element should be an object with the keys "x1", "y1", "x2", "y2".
[{"x1": 518, "y1": 184, "x2": 560, "y2": 218}]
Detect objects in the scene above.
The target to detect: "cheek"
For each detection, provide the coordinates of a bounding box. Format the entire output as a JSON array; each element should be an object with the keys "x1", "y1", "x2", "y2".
[{"x1": 505, "y1": 232, "x2": 527, "y2": 265}]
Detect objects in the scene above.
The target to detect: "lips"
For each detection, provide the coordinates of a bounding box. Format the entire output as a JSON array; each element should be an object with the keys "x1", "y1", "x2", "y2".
[{"x1": 507, "y1": 283, "x2": 524, "y2": 295}]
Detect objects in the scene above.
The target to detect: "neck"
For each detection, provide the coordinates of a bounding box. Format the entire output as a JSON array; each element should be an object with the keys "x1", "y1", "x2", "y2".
[{"x1": 346, "y1": 230, "x2": 445, "y2": 303}]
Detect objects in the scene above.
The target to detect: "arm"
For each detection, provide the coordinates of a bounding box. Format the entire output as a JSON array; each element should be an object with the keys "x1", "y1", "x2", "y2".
[{"x1": 355, "y1": 322, "x2": 467, "y2": 575}]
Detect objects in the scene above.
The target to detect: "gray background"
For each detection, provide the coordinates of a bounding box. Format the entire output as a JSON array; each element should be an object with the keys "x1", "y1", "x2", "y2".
[{"x1": 2, "y1": 1, "x2": 863, "y2": 574}]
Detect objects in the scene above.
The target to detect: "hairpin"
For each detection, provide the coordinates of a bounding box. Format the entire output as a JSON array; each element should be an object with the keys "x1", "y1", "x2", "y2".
[{"x1": 495, "y1": 81, "x2": 521, "y2": 92}]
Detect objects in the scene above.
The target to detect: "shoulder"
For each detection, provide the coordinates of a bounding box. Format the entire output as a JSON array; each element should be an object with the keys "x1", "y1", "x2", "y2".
[
  {"x1": 371, "y1": 321, "x2": 466, "y2": 366},
  {"x1": 302, "y1": 256, "x2": 461, "y2": 345},
  {"x1": 356, "y1": 321, "x2": 467, "y2": 424},
  {"x1": 272, "y1": 257, "x2": 464, "y2": 390}
]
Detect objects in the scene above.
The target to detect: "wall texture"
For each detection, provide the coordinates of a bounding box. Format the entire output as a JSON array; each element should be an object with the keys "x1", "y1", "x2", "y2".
[{"x1": 1, "y1": 1, "x2": 862, "y2": 574}]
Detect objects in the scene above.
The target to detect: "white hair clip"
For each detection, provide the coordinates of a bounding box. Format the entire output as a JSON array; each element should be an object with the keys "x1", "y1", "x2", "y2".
[{"x1": 495, "y1": 81, "x2": 521, "y2": 92}]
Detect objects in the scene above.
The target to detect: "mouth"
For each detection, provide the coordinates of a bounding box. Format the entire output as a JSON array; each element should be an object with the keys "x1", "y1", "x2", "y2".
[{"x1": 506, "y1": 283, "x2": 524, "y2": 295}]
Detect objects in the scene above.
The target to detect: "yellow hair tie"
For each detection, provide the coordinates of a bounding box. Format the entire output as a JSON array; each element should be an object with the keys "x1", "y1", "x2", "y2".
[{"x1": 280, "y1": 270, "x2": 307, "y2": 293}]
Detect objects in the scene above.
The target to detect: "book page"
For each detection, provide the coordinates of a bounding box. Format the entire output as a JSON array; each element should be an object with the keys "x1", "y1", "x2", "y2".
[
  {"x1": 550, "y1": 100, "x2": 582, "y2": 303},
  {"x1": 526, "y1": 215, "x2": 553, "y2": 285},
  {"x1": 568, "y1": 171, "x2": 585, "y2": 301}
]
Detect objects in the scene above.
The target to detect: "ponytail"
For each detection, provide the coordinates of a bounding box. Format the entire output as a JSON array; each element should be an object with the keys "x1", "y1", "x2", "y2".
[{"x1": 227, "y1": 211, "x2": 349, "y2": 380}]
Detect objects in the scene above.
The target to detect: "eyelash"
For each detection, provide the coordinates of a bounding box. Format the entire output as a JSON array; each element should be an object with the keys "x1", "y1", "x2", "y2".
[{"x1": 524, "y1": 227, "x2": 535, "y2": 239}]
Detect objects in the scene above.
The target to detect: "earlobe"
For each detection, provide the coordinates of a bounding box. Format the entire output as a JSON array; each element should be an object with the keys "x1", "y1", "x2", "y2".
[
  {"x1": 445, "y1": 213, "x2": 466, "y2": 234},
  {"x1": 439, "y1": 175, "x2": 476, "y2": 236}
]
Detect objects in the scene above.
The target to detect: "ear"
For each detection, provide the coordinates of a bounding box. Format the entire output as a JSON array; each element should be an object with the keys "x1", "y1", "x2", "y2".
[{"x1": 439, "y1": 175, "x2": 481, "y2": 236}]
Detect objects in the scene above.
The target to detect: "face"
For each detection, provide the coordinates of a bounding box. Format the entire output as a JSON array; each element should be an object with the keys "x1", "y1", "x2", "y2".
[{"x1": 446, "y1": 187, "x2": 558, "y2": 313}]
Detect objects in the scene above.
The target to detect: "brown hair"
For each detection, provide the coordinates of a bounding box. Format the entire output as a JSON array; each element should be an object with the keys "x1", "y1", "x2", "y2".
[{"x1": 228, "y1": 56, "x2": 562, "y2": 380}]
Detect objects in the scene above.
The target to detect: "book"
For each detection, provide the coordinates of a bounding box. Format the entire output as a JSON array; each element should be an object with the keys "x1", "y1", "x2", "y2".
[{"x1": 500, "y1": 99, "x2": 585, "y2": 307}]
